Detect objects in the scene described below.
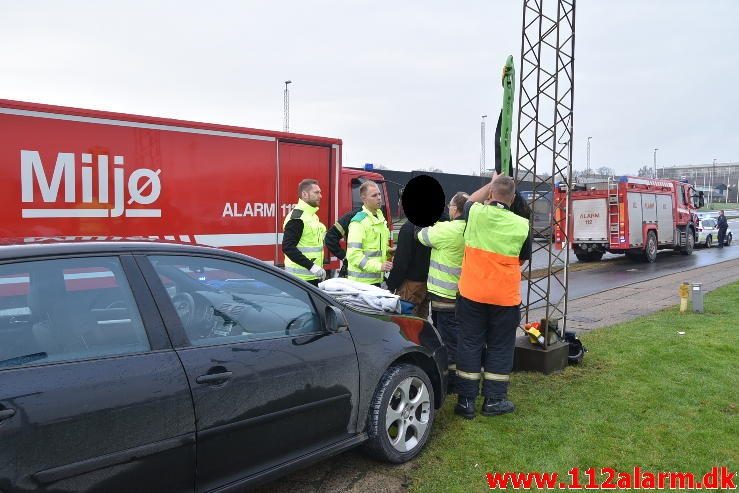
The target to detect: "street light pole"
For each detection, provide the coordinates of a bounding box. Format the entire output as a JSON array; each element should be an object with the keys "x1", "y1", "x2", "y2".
[
  {"x1": 480, "y1": 115, "x2": 487, "y2": 175},
  {"x1": 653, "y1": 148, "x2": 659, "y2": 179},
  {"x1": 586, "y1": 136, "x2": 592, "y2": 178},
  {"x1": 283, "y1": 80, "x2": 292, "y2": 132},
  {"x1": 711, "y1": 158, "x2": 717, "y2": 205}
]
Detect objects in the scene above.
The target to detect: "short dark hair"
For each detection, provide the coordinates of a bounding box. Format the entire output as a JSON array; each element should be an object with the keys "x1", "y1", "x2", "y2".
[
  {"x1": 359, "y1": 180, "x2": 379, "y2": 197},
  {"x1": 298, "y1": 179, "x2": 319, "y2": 196}
]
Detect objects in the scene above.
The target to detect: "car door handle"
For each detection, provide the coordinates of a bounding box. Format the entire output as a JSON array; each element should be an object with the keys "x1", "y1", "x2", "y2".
[
  {"x1": 0, "y1": 408, "x2": 16, "y2": 421},
  {"x1": 196, "y1": 371, "x2": 233, "y2": 385}
]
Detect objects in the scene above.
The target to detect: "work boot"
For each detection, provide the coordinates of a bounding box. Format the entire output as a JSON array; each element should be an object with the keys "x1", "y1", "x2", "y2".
[
  {"x1": 481, "y1": 397, "x2": 515, "y2": 416},
  {"x1": 454, "y1": 396, "x2": 476, "y2": 420}
]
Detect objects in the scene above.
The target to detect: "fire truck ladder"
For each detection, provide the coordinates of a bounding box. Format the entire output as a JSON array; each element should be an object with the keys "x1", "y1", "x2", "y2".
[{"x1": 608, "y1": 177, "x2": 621, "y2": 246}]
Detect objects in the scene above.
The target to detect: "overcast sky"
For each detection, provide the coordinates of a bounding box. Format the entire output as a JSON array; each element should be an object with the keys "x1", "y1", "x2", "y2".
[{"x1": 2, "y1": 0, "x2": 737, "y2": 176}]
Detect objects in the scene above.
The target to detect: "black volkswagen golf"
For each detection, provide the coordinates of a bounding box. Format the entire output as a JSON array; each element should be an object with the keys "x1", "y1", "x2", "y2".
[{"x1": 0, "y1": 241, "x2": 446, "y2": 492}]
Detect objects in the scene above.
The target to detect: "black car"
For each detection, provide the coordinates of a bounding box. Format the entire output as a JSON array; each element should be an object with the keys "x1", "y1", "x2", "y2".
[{"x1": 0, "y1": 241, "x2": 446, "y2": 492}]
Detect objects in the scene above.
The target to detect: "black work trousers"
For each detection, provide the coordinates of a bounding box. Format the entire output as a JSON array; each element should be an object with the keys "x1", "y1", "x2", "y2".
[
  {"x1": 455, "y1": 295, "x2": 520, "y2": 400},
  {"x1": 433, "y1": 308, "x2": 461, "y2": 388}
]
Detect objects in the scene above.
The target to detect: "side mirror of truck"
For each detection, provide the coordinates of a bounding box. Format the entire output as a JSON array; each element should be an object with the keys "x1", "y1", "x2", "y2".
[{"x1": 697, "y1": 191, "x2": 705, "y2": 208}]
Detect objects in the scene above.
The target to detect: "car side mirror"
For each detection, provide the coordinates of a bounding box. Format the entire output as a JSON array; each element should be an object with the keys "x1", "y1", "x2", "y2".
[{"x1": 325, "y1": 305, "x2": 349, "y2": 333}]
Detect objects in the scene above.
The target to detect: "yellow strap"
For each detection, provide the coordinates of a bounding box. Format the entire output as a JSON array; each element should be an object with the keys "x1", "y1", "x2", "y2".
[
  {"x1": 483, "y1": 372, "x2": 510, "y2": 382},
  {"x1": 456, "y1": 369, "x2": 481, "y2": 381}
]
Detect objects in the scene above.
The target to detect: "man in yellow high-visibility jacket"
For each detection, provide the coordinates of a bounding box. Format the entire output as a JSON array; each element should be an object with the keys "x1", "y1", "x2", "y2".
[
  {"x1": 346, "y1": 181, "x2": 392, "y2": 286},
  {"x1": 282, "y1": 179, "x2": 327, "y2": 286},
  {"x1": 417, "y1": 191, "x2": 468, "y2": 391}
]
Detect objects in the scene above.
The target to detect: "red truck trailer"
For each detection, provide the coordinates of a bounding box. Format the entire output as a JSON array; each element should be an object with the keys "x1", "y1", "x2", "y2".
[
  {"x1": 554, "y1": 176, "x2": 704, "y2": 262},
  {"x1": 0, "y1": 99, "x2": 391, "y2": 268}
]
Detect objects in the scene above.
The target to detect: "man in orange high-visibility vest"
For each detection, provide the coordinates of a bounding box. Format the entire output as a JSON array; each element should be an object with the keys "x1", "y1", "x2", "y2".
[{"x1": 454, "y1": 174, "x2": 531, "y2": 420}]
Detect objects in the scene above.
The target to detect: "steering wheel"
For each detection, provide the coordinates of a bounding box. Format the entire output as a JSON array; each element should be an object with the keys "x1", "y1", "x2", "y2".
[{"x1": 172, "y1": 292, "x2": 196, "y2": 328}]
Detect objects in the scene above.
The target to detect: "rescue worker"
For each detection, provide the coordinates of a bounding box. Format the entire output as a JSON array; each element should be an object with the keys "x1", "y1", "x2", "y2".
[
  {"x1": 325, "y1": 206, "x2": 362, "y2": 277},
  {"x1": 717, "y1": 210, "x2": 728, "y2": 248},
  {"x1": 281, "y1": 179, "x2": 327, "y2": 286},
  {"x1": 454, "y1": 174, "x2": 531, "y2": 419},
  {"x1": 346, "y1": 181, "x2": 392, "y2": 286},
  {"x1": 417, "y1": 191, "x2": 469, "y2": 392}
]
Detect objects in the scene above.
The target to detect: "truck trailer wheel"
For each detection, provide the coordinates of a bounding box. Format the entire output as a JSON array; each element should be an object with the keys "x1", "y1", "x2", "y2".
[
  {"x1": 681, "y1": 228, "x2": 694, "y2": 255},
  {"x1": 643, "y1": 231, "x2": 657, "y2": 262}
]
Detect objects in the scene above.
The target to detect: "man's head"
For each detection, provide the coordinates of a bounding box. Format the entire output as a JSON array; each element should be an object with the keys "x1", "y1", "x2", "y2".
[
  {"x1": 360, "y1": 181, "x2": 382, "y2": 212},
  {"x1": 448, "y1": 192, "x2": 469, "y2": 220},
  {"x1": 720, "y1": 210, "x2": 725, "y2": 216},
  {"x1": 490, "y1": 175, "x2": 516, "y2": 206},
  {"x1": 298, "y1": 179, "x2": 322, "y2": 207}
]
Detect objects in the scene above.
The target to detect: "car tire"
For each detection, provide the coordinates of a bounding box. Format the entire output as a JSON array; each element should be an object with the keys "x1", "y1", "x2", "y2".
[
  {"x1": 705, "y1": 235, "x2": 712, "y2": 249},
  {"x1": 644, "y1": 231, "x2": 658, "y2": 262},
  {"x1": 727, "y1": 233, "x2": 732, "y2": 246},
  {"x1": 363, "y1": 364, "x2": 435, "y2": 464}
]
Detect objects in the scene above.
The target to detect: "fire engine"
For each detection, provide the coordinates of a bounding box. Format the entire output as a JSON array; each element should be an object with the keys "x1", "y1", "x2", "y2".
[
  {"x1": 554, "y1": 176, "x2": 704, "y2": 262},
  {"x1": 0, "y1": 99, "x2": 392, "y2": 268}
]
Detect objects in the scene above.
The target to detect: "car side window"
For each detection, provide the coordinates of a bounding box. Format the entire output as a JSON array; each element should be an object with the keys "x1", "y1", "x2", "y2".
[
  {"x1": 0, "y1": 257, "x2": 150, "y2": 369},
  {"x1": 148, "y1": 256, "x2": 321, "y2": 346},
  {"x1": 703, "y1": 219, "x2": 716, "y2": 228}
]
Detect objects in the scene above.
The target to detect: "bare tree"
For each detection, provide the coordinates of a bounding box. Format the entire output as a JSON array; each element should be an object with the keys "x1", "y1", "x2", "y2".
[
  {"x1": 637, "y1": 165, "x2": 651, "y2": 177},
  {"x1": 597, "y1": 166, "x2": 614, "y2": 177}
]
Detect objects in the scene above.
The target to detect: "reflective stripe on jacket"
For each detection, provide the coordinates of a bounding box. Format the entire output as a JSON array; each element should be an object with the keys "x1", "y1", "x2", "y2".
[
  {"x1": 418, "y1": 219, "x2": 466, "y2": 300},
  {"x1": 458, "y1": 202, "x2": 529, "y2": 305},
  {"x1": 346, "y1": 205, "x2": 390, "y2": 285},
  {"x1": 282, "y1": 199, "x2": 326, "y2": 281}
]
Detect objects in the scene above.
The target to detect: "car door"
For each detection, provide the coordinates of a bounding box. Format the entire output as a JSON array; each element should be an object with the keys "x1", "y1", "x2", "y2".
[
  {"x1": 137, "y1": 254, "x2": 359, "y2": 492},
  {"x1": 0, "y1": 255, "x2": 196, "y2": 493},
  {"x1": 704, "y1": 219, "x2": 718, "y2": 243}
]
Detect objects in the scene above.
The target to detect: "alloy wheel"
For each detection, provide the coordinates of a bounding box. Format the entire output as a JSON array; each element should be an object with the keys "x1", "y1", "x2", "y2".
[{"x1": 385, "y1": 377, "x2": 431, "y2": 453}]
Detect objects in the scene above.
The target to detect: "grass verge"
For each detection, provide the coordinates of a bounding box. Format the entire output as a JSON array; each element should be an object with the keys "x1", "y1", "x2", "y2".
[{"x1": 410, "y1": 282, "x2": 739, "y2": 492}]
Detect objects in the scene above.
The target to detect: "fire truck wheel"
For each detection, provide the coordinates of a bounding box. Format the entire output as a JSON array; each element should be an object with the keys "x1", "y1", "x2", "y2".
[
  {"x1": 705, "y1": 236, "x2": 712, "y2": 248},
  {"x1": 681, "y1": 228, "x2": 694, "y2": 255},
  {"x1": 644, "y1": 231, "x2": 657, "y2": 263}
]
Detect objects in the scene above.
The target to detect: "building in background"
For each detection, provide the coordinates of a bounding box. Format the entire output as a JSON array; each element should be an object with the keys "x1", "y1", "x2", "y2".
[{"x1": 658, "y1": 162, "x2": 739, "y2": 203}]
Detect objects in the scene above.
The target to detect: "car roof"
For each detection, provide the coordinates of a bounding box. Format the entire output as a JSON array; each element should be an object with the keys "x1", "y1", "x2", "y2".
[{"x1": 0, "y1": 240, "x2": 255, "y2": 263}]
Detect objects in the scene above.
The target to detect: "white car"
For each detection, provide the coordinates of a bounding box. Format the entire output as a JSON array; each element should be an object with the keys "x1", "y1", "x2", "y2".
[{"x1": 696, "y1": 216, "x2": 732, "y2": 247}]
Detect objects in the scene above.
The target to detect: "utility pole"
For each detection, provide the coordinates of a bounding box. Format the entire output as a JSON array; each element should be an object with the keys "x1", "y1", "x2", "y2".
[
  {"x1": 586, "y1": 136, "x2": 592, "y2": 178},
  {"x1": 480, "y1": 115, "x2": 487, "y2": 175},
  {"x1": 283, "y1": 80, "x2": 292, "y2": 132},
  {"x1": 711, "y1": 158, "x2": 717, "y2": 204},
  {"x1": 653, "y1": 148, "x2": 659, "y2": 179}
]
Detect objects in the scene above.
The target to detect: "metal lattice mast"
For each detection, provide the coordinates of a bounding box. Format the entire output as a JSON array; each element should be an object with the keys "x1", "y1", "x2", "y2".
[{"x1": 515, "y1": 0, "x2": 576, "y2": 338}]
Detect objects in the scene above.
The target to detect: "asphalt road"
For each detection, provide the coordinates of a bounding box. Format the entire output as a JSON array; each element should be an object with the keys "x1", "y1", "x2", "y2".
[{"x1": 523, "y1": 217, "x2": 739, "y2": 306}]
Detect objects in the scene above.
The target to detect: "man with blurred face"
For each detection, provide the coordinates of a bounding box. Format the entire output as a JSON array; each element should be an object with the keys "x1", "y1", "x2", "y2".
[
  {"x1": 282, "y1": 179, "x2": 327, "y2": 286},
  {"x1": 346, "y1": 181, "x2": 392, "y2": 286}
]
